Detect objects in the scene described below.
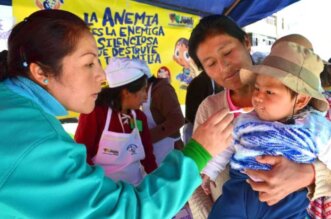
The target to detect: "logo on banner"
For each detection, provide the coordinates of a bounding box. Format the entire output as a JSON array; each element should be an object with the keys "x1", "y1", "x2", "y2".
[
  {"x1": 35, "y1": 0, "x2": 64, "y2": 10},
  {"x1": 169, "y1": 13, "x2": 194, "y2": 27}
]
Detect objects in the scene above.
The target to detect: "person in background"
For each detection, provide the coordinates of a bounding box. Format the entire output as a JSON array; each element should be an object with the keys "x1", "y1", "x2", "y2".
[
  {"x1": 157, "y1": 66, "x2": 171, "y2": 81},
  {"x1": 183, "y1": 71, "x2": 223, "y2": 144},
  {"x1": 0, "y1": 9, "x2": 234, "y2": 219},
  {"x1": 140, "y1": 61, "x2": 185, "y2": 165},
  {"x1": 75, "y1": 57, "x2": 157, "y2": 186},
  {"x1": 319, "y1": 59, "x2": 331, "y2": 121},
  {"x1": 321, "y1": 58, "x2": 331, "y2": 90},
  {"x1": 206, "y1": 41, "x2": 331, "y2": 218},
  {"x1": 307, "y1": 58, "x2": 331, "y2": 219},
  {"x1": 187, "y1": 14, "x2": 331, "y2": 219}
]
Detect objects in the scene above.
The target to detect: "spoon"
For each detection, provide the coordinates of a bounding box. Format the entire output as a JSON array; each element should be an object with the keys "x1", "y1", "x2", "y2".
[{"x1": 229, "y1": 107, "x2": 254, "y2": 114}]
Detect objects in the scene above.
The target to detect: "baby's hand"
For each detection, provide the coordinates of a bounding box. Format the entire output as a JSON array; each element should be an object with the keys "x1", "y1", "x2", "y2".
[{"x1": 201, "y1": 174, "x2": 216, "y2": 195}]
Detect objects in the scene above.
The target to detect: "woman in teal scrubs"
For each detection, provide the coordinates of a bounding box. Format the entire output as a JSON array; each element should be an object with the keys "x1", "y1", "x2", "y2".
[{"x1": 0, "y1": 9, "x2": 233, "y2": 218}]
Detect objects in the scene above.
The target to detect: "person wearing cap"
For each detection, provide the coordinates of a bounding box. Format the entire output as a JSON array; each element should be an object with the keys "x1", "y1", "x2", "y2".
[
  {"x1": 188, "y1": 14, "x2": 331, "y2": 219},
  {"x1": 75, "y1": 57, "x2": 157, "y2": 186},
  {"x1": 140, "y1": 63, "x2": 185, "y2": 166},
  {"x1": 206, "y1": 41, "x2": 331, "y2": 218}
]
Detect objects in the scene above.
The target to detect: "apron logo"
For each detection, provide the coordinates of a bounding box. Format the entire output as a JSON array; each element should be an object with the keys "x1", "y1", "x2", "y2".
[
  {"x1": 103, "y1": 148, "x2": 119, "y2": 156},
  {"x1": 127, "y1": 144, "x2": 138, "y2": 155}
]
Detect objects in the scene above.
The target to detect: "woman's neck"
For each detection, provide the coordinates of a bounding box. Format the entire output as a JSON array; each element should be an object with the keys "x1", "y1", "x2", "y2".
[
  {"x1": 230, "y1": 85, "x2": 254, "y2": 108},
  {"x1": 121, "y1": 110, "x2": 130, "y2": 115},
  {"x1": 120, "y1": 106, "x2": 130, "y2": 114}
]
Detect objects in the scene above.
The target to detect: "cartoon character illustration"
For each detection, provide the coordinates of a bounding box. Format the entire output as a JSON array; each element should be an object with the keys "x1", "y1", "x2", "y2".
[
  {"x1": 157, "y1": 66, "x2": 171, "y2": 81},
  {"x1": 35, "y1": 0, "x2": 64, "y2": 10},
  {"x1": 173, "y1": 38, "x2": 200, "y2": 89}
]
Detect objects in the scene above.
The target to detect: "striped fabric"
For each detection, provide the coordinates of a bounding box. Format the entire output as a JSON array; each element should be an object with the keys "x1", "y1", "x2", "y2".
[
  {"x1": 308, "y1": 197, "x2": 331, "y2": 219},
  {"x1": 229, "y1": 109, "x2": 329, "y2": 171}
]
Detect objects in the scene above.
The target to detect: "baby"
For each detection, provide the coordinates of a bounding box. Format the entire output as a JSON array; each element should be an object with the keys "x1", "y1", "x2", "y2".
[{"x1": 206, "y1": 41, "x2": 331, "y2": 218}]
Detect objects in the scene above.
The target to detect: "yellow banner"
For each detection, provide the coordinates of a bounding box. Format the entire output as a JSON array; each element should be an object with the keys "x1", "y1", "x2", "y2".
[{"x1": 13, "y1": 0, "x2": 201, "y2": 112}]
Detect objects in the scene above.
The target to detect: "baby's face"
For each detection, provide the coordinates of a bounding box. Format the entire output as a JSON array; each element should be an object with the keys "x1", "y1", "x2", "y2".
[{"x1": 252, "y1": 74, "x2": 296, "y2": 122}]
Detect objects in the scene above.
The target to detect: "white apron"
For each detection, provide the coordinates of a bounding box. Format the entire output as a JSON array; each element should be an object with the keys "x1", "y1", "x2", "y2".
[
  {"x1": 93, "y1": 108, "x2": 146, "y2": 185},
  {"x1": 142, "y1": 84, "x2": 176, "y2": 166}
]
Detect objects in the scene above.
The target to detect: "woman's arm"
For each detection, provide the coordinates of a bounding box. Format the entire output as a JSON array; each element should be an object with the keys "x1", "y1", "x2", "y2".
[
  {"x1": 309, "y1": 160, "x2": 331, "y2": 200},
  {"x1": 4, "y1": 108, "x2": 233, "y2": 219}
]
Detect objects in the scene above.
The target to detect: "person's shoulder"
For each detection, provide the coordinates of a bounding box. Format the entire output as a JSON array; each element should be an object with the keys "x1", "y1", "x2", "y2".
[
  {"x1": 79, "y1": 105, "x2": 108, "y2": 122},
  {"x1": 0, "y1": 86, "x2": 74, "y2": 155},
  {"x1": 152, "y1": 78, "x2": 175, "y2": 93},
  {"x1": 152, "y1": 78, "x2": 171, "y2": 88},
  {"x1": 0, "y1": 83, "x2": 58, "y2": 129},
  {"x1": 197, "y1": 91, "x2": 227, "y2": 119},
  {"x1": 200, "y1": 90, "x2": 226, "y2": 108},
  {"x1": 188, "y1": 72, "x2": 210, "y2": 87},
  {"x1": 0, "y1": 82, "x2": 36, "y2": 111},
  {"x1": 92, "y1": 105, "x2": 108, "y2": 115}
]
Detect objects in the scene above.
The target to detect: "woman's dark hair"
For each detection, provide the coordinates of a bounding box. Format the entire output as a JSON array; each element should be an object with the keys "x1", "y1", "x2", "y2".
[
  {"x1": 0, "y1": 50, "x2": 8, "y2": 81},
  {"x1": 320, "y1": 64, "x2": 331, "y2": 88},
  {"x1": 0, "y1": 10, "x2": 90, "y2": 81},
  {"x1": 96, "y1": 75, "x2": 147, "y2": 111},
  {"x1": 188, "y1": 15, "x2": 247, "y2": 70},
  {"x1": 147, "y1": 75, "x2": 157, "y2": 84}
]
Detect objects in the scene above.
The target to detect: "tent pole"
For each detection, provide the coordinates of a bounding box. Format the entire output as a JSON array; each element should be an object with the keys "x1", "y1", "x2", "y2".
[{"x1": 224, "y1": 0, "x2": 241, "y2": 15}]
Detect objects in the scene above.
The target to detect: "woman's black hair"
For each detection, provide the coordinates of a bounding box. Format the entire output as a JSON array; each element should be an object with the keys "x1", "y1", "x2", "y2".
[
  {"x1": 147, "y1": 75, "x2": 157, "y2": 84},
  {"x1": 320, "y1": 64, "x2": 331, "y2": 88},
  {"x1": 188, "y1": 15, "x2": 247, "y2": 70},
  {"x1": 0, "y1": 50, "x2": 8, "y2": 81},
  {"x1": 96, "y1": 75, "x2": 147, "y2": 111},
  {"x1": 0, "y1": 10, "x2": 90, "y2": 81}
]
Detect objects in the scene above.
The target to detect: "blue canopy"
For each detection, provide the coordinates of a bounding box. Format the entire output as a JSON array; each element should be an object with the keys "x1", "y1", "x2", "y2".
[
  {"x1": 0, "y1": 0, "x2": 11, "y2": 6},
  {"x1": 0, "y1": 0, "x2": 300, "y2": 27},
  {"x1": 134, "y1": 0, "x2": 300, "y2": 27}
]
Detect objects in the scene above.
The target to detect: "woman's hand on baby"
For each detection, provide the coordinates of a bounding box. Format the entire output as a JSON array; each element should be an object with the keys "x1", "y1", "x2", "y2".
[
  {"x1": 192, "y1": 108, "x2": 233, "y2": 156},
  {"x1": 245, "y1": 156, "x2": 314, "y2": 206},
  {"x1": 201, "y1": 174, "x2": 216, "y2": 195}
]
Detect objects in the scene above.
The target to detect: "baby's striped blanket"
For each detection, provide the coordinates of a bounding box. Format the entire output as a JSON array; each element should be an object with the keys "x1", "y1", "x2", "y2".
[{"x1": 230, "y1": 109, "x2": 331, "y2": 171}]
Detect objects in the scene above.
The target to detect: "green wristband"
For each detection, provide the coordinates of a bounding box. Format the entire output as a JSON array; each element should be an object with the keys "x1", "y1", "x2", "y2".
[{"x1": 182, "y1": 139, "x2": 212, "y2": 171}]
